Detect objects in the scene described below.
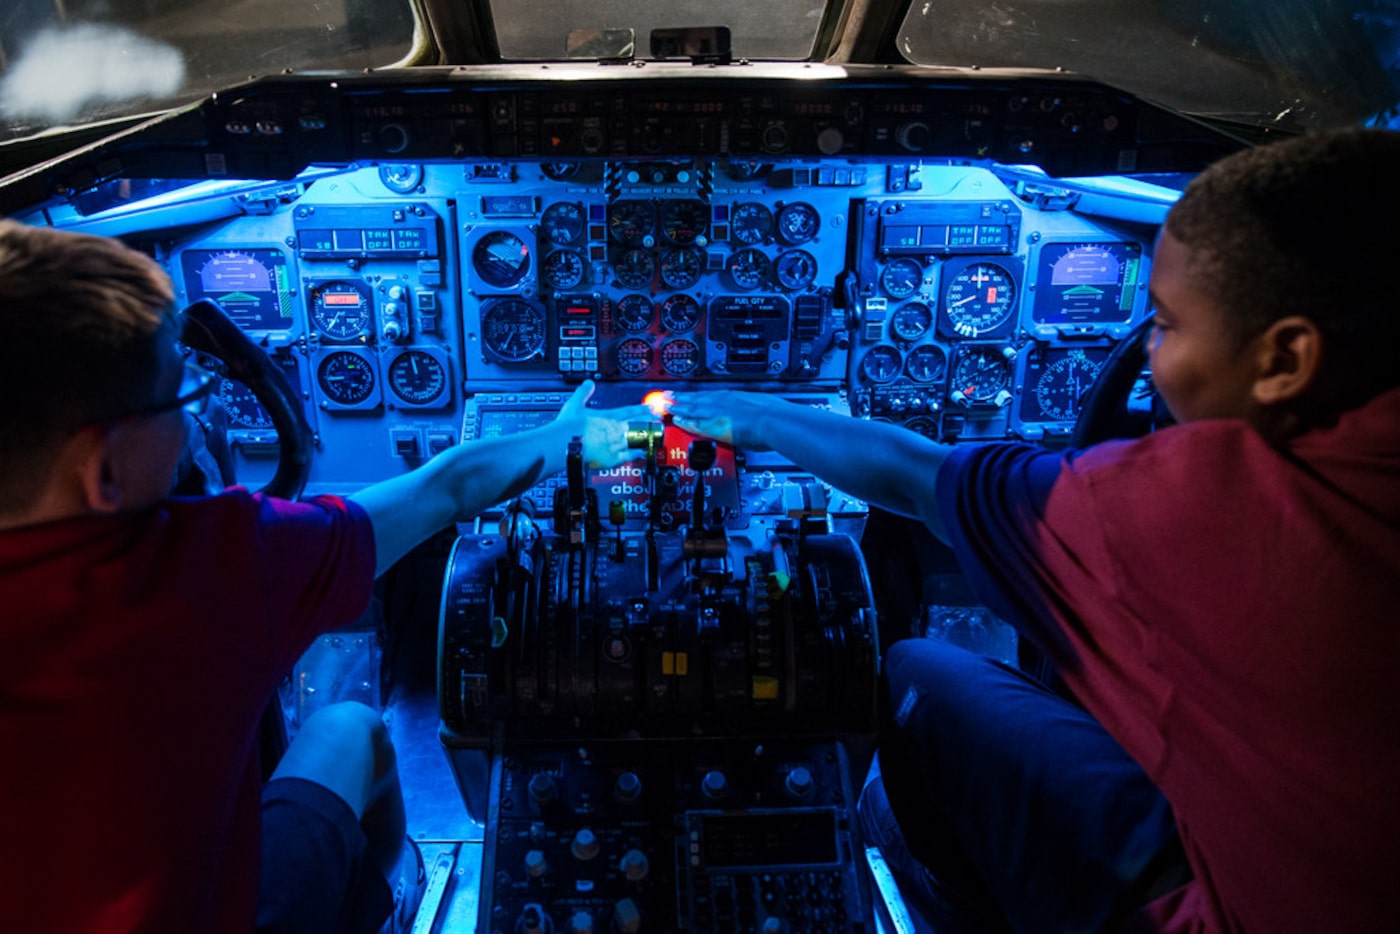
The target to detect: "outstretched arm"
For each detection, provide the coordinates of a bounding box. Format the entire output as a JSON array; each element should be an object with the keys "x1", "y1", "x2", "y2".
[
  {"x1": 351, "y1": 380, "x2": 646, "y2": 575},
  {"x1": 668, "y1": 389, "x2": 955, "y2": 542}
]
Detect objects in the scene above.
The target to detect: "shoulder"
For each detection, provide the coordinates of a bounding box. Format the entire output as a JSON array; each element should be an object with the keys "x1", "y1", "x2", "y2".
[
  {"x1": 165, "y1": 487, "x2": 370, "y2": 525},
  {"x1": 159, "y1": 489, "x2": 374, "y2": 558},
  {"x1": 936, "y1": 420, "x2": 1276, "y2": 531}
]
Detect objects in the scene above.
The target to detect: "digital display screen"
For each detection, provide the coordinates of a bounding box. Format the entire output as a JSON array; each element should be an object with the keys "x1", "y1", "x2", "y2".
[
  {"x1": 1031, "y1": 242, "x2": 1141, "y2": 325},
  {"x1": 180, "y1": 249, "x2": 294, "y2": 331},
  {"x1": 697, "y1": 811, "x2": 838, "y2": 868},
  {"x1": 296, "y1": 225, "x2": 433, "y2": 257}
]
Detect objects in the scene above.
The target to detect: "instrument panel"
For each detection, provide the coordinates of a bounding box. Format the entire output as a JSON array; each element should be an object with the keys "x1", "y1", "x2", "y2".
[{"x1": 162, "y1": 155, "x2": 1153, "y2": 494}]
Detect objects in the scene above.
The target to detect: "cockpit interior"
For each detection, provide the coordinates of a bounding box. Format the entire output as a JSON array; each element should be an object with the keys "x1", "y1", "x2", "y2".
[{"x1": 2, "y1": 1, "x2": 1396, "y2": 931}]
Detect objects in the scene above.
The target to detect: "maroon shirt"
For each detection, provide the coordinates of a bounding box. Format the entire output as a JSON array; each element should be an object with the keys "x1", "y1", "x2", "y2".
[
  {"x1": 0, "y1": 489, "x2": 374, "y2": 933},
  {"x1": 938, "y1": 388, "x2": 1400, "y2": 931}
]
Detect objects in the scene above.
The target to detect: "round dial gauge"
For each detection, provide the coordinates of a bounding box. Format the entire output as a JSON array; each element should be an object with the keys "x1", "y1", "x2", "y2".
[
  {"x1": 944, "y1": 263, "x2": 1017, "y2": 337},
  {"x1": 608, "y1": 201, "x2": 655, "y2": 246},
  {"x1": 481, "y1": 299, "x2": 546, "y2": 362},
  {"x1": 613, "y1": 248, "x2": 655, "y2": 290},
  {"x1": 951, "y1": 348, "x2": 1014, "y2": 404},
  {"x1": 727, "y1": 248, "x2": 770, "y2": 290},
  {"x1": 542, "y1": 162, "x2": 580, "y2": 181},
  {"x1": 660, "y1": 199, "x2": 709, "y2": 245},
  {"x1": 541, "y1": 201, "x2": 586, "y2": 246},
  {"x1": 860, "y1": 345, "x2": 902, "y2": 384},
  {"x1": 541, "y1": 249, "x2": 586, "y2": 290},
  {"x1": 776, "y1": 202, "x2": 820, "y2": 244},
  {"x1": 377, "y1": 163, "x2": 423, "y2": 194},
  {"x1": 774, "y1": 250, "x2": 817, "y2": 290},
  {"x1": 902, "y1": 415, "x2": 940, "y2": 439},
  {"x1": 660, "y1": 338, "x2": 701, "y2": 376},
  {"x1": 730, "y1": 202, "x2": 774, "y2": 245},
  {"x1": 660, "y1": 294, "x2": 701, "y2": 332},
  {"x1": 388, "y1": 350, "x2": 447, "y2": 405},
  {"x1": 615, "y1": 338, "x2": 654, "y2": 376},
  {"x1": 880, "y1": 258, "x2": 924, "y2": 299},
  {"x1": 216, "y1": 377, "x2": 274, "y2": 429},
  {"x1": 1033, "y1": 350, "x2": 1102, "y2": 421},
  {"x1": 615, "y1": 294, "x2": 654, "y2": 333},
  {"x1": 310, "y1": 281, "x2": 373, "y2": 341},
  {"x1": 659, "y1": 248, "x2": 703, "y2": 289},
  {"x1": 891, "y1": 301, "x2": 933, "y2": 341},
  {"x1": 904, "y1": 344, "x2": 948, "y2": 383},
  {"x1": 317, "y1": 351, "x2": 376, "y2": 405},
  {"x1": 472, "y1": 231, "x2": 531, "y2": 288},
  {"x1": 722, "y1": 160, "x2": 765, "y2": 181}
]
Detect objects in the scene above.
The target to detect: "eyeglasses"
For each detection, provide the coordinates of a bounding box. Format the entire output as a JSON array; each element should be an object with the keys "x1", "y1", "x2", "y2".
[{"x1": 122, "y1": 360, "x2": 218, "y2": 419}]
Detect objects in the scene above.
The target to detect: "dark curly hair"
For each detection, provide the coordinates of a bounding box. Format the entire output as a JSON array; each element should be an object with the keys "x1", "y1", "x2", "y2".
[{"x1": 1165, "y1": 127, "x2": 1400, "y2": 410}]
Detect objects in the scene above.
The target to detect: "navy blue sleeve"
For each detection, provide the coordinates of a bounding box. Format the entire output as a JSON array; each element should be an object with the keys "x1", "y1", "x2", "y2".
[{"x1": 934, "y1": 442, "x2": 1091, "y2": 664}]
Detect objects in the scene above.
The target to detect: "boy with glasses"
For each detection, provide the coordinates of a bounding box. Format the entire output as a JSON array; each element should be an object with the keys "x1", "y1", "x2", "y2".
[{"x1": 0, "y1": 219, "x2": 643, "y2": 933}]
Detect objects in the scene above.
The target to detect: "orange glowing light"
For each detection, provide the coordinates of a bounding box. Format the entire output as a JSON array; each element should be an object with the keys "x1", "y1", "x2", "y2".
[{"x1": 643, "y1": 391, "x2": 673, "y2": 417}]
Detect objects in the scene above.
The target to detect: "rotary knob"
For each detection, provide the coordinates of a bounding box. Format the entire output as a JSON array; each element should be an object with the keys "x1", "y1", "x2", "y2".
[
  {"x1": 528, "y1": 773, "x2": 558, "y2": 807},
  {"x1": 620, "y1": 848, "x2": 650, "y2": 882},
  {"x1": 614, "y1": 771, "x2": 643, "y2": 804},
  {"x1": 784, "y1": 766, "x2": 813, "y2": 801},
  {"x1": 571, "y1": 828, "x2": 600, "y2": 861}
]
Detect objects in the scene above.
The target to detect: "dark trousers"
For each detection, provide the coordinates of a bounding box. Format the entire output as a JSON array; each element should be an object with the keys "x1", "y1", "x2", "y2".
[{"x1": 861, "y1": 638, "x2": 1185, "y2": 934}]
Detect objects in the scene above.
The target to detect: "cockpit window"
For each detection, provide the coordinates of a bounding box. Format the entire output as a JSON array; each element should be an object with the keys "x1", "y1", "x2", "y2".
[
  {"x1": 0, "y1": 0, "x2": 417, "y2": 141},
  {"x1": 896, "y1": 0, "x2": 1400, "y2": 132},
  {"x1": 486, "y1": 0, "x2": 827, "y2": 61}
]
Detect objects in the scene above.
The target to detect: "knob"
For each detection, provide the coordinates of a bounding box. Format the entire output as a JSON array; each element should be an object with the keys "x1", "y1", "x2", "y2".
[
  {"x1": 951, "y1": 390, "x2": 972, "y2": 408},
  {"x1": 579, "y1": 127, "x2": 605, "y2": 153},
  {"x1": 993, "y1": 389, "x2": 1014, "y2": 408},
  {"x1": 524, "y1": 849, "x2": 548, "y2": 879},
  {"x1": 528, "y1": 772, "x2": 558, "y2": 806},
  {"x1": 376, "y1": 123, "x2": 409, "y2": 154},
  {"x1": 613, "y1": 898, "x2": 642, "y2": 934},
  {"x1": 519, "y1": 903, "x2": 551, "y2": 934},
  {"x1": 896, "y1": 121, "x2": 932, "y2": 153},
  {"x1": 571, "y1": 828, "x2": 599, "y2": 861},
  {"x1": 614, "y1": 771, "x2": 643, "y2": 803},
  {"x1": 620, "y1": 848, "x2": 650, "y2": 882},
  {"x1": 381, "y1": 317, "x2": 404, "y2": 343},
  {"x1": 387, "y1": 284, "x2": 406, "y2": 301},
  {"x1": 569, "y1": 910, "x2": 594, "y2": 934},
  {"x1": 784, "y1": 766, "x2": 813, "y2": 801},
  {"x1": 816, "y1": 126, "x2": 844, "y2": 155},
  {"x1": 701, "y1": 769, "x2": 729, "y2": 801}
]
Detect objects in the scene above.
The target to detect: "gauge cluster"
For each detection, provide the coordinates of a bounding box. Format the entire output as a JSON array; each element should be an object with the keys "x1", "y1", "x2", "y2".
[
  {"x1": 164, "y1": 156, "x2": 1150, "y2": 494},
  {"x1": 850, "y1": 175, "x2": 1152, "y2": 444},
  {"x1": 455, "y1": 160, "x2": 852, "y2": 384}
]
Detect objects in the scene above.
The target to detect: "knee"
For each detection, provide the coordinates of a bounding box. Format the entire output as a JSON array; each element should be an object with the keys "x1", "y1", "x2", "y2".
[
  {"x1": 303, "y1": 700, "x2": 387, "y2": 737},
  {"x1": 300, "y1": 702, "x2": 395, "y2": 773},
  {"x1": 884, "y1": 637, "x2": 976, "y2": 693}
]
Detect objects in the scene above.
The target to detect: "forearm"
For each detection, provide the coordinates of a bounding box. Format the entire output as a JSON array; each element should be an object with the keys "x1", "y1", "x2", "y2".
[
  {"x1": 743, "y1": 401, "x2": 954, "y2": 538},
  {"x1": 350, "y1": 418, "x2": 581, "y2": 576}
]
